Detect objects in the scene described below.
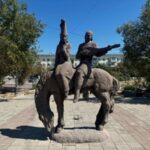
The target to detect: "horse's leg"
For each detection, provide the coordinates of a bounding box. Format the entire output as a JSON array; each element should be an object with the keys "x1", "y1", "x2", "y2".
[
  {"x1": 95, "y1": 92, "x2": 111, "y2": 131},
  {"x1": 60, "y1": 75, "x2": 70, "y2": 99},
  {"x1": 109, "y1": 94, "x2": 115, "y2": 113},
  {"x1": 54, "y1": 94, "x2": 65, "y2": 133}
]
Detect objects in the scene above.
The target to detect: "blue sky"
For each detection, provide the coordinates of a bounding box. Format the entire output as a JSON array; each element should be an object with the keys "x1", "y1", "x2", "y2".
[{"x1": 21, "y1": 0, "x2": 146, "y2": 54}]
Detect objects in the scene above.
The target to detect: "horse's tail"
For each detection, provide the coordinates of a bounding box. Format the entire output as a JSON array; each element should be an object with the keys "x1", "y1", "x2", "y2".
[
  {"x1": 34, "y1": 72, "x2": 54, "y2": 135},
  {"x1": 111, "y1": 77, "x2": 120, "y2": 95}
]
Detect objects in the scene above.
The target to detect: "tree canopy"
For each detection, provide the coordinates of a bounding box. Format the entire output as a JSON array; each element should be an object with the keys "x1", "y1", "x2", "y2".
[
  {"x1": 117, "y1": 0, "x2": 150, "y2": 89},
  {"x1": 0, "y1": 0, "x2": 44, "y2": 84}
]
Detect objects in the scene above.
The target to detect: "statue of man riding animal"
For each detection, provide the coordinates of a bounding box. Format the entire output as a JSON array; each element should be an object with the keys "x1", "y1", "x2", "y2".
[
  {"x1": 35, "y1": 19, "x2": 120, "y2": 134},
  {"x1": 74, "y1": 30, "x2": 120, "y2": 103}
]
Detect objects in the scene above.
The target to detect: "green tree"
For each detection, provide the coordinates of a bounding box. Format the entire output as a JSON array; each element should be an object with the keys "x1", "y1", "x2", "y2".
[
  {"x1": 117, "y1": 0, "x2": 150, "y2": 89},
  {"x1": 30, "y1": 62, "x2": 45, "y2": 76},
  {"x1": 0, "y1": 0, "x2": 44, "y2": 85}
]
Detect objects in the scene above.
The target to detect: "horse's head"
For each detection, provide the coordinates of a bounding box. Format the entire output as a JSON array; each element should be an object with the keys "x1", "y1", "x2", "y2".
[{"x1": 39, "y1": 113, "x2": 54, "y2": 135}]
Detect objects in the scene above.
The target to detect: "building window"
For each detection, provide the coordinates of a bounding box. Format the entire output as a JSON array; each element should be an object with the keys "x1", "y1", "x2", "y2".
[
  {"x1": 43, "y1": 58, "x2": 45, "y2": 61},
  {"x1": 47, "y1": 59, "x2": 50, "y2": 61}
]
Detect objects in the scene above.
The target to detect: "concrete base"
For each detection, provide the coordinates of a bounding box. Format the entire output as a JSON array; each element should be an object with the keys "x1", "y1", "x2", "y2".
[{"x1": 52, "y1": 128, "x2": 109, "y2": 143}]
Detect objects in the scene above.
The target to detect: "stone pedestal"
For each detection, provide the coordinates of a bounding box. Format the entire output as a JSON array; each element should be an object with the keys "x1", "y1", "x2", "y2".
[{"x1": 52, "y1": 128, "x2": 109, "y2": 143}]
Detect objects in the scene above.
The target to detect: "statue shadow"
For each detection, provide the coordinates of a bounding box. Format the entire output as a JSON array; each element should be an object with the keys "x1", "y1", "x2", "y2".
[
  {"x1": 64, "y1": 126, "x2": 95, "y2": 130},
  {"x1": 67, "y1": 97, "x2": 100, "y2": 103},
  {"x1": 14, "y1": 97, "x2": 33, "y2": 101},
  {"x1": 115, "y1": 96, "x2": 150, "y2": 105},
  {"x1": 0, "y1": 126, "x2": 49, "y2": 141},
  {"x1": 0, "y1": 125, "x2": 97, "y2": 141},
  {"x1": 78, "y1": 97, "x2": 100, "y2": 103},
  {"x1": 73, "y1": 96, "x2": 150, "y2": 105},
  {"x1": 0, "y1": 98, "x2": 9, "y2": 102}
]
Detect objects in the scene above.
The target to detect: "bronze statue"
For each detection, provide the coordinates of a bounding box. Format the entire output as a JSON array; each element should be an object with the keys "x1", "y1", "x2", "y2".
[
  {"x1": 34, "y1": 20, "x2": 120, "y2": 135},
  {"x1": 74, "y1": 31, "x2": 120, "y2": 103}
]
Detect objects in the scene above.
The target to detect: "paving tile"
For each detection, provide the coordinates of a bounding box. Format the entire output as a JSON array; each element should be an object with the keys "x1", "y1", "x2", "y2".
[
  {"x1": 0, "y1": 94, "x2": 150, "y2": 150},
  {"x1": 76, "y1": 143, "x2": 89, "y2": 150},
  {"x1": 89, "y1": 143, "x2": 103, "y2": 150},
  {"x1": 101, "y1": 140, "x2": 117, "y2": 150},
  {"x1": 115, "y1": 143, "x2": 131, "y2": 150},
  {"x1": 62, "y1": 145, "x2": 76, "y2": 150},
  {"x1": 49, "y1": 143, "x2": 63, "y2": 150}
]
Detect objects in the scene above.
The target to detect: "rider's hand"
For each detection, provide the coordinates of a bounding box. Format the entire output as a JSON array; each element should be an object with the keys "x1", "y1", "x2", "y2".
[{"x1": 107, "y1": 45, "x2": 112, "y2": 51}]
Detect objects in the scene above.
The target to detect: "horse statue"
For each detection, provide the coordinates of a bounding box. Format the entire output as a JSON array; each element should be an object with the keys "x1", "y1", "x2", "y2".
[
  {"x1": 34, "y1": 63, "x2": 119, "y2": 135},
  {"x1": 35, "y1": 19, "x2": 120, "y2": 135}
]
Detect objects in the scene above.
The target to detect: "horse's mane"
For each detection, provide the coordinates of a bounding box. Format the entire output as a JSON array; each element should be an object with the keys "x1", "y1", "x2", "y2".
[{"x1": 35, "y1": 71, "x2": 54, "y2": 97}]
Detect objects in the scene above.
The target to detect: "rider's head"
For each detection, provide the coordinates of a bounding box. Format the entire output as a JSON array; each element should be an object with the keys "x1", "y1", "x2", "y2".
[{"x1": 85, "y1": 31, "x2": 93, "y2": 43}]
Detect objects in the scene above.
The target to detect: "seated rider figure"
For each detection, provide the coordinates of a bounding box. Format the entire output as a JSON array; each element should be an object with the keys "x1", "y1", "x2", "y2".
[
  {"x1": 74, "y1": 31, "x2": 119, "y2": 103},
  {"x1": 54, "y1": 19, "x2": 71, "y2": 99}
]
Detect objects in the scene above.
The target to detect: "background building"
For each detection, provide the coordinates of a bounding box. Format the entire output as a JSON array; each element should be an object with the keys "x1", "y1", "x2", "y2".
[
  {"x1": 93, "y1": 54, "x2": 124, "y2": 67},
  {"x1": 38, "y1": 54, "x2": 55, "y2": 68},
  {"x1": 37, "y1": 54, "x2": 124, "y2": 68}
]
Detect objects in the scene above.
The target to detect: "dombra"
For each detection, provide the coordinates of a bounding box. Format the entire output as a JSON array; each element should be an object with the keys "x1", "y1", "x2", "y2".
[{"x1": 34, "y1": 62, "x2": 119, "y2": 137}]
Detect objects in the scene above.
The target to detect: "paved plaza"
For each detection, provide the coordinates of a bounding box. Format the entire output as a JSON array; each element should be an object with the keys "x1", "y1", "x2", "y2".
[{"x1": 0, "y1": 92, "x2": 150, "y2": 150}]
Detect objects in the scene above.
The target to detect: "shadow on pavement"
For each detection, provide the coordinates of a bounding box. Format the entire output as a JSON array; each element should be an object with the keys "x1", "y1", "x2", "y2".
[
  {"x1": 0, "y1": 126, "x2": 49, "y2": 140},
  {"x1": 68, "y1": 97, "x2": 100, "y2": 103},
  {"x1": 0, "y1": 99, "x2": 9, "y2": 102},
  {"x1": 72, "y1": 96, "x2": 150, "y2": 105},
  {"x1": 65, "y1": 126, "x2": 95, "y2": 130},
  {"x1": 115, "y1": 96, "x2": 150, "y2": 105}
]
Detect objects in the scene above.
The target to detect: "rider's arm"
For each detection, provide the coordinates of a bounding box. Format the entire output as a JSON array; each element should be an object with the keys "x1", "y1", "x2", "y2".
[
  {"x1": 76, "y1": 45, "x2": 82, "y2": 59},
  {"x1": 91, "y1": 44, "x2": 120, "y2": 57},
  {"x1": 94, "y1": 47, "x2": 109, "y2": 57},
  {"x1": 95, "y1": 45, "x2": 115, "y2": 57}
]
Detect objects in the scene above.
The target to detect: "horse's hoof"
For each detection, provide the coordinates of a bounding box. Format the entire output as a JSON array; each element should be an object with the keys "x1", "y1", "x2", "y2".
[
  {"x1": 73, "y1": 99, "x2": 78, "y2": 103},
  {"x1": 64, "y1": 91, "x2": 69, "y2": 99},
  {"x1": 96, "y1": 125, "x2": 104, "y2": 131},
  {"x1": 55, "y1": 127, "x2": 63, "y2": 133},
  {"x1": 109, "y1": 109, "x2": 114, "y2": 113},
  {"x1": 109, "y1": 106, "x2": 114, "y2": 113}
]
